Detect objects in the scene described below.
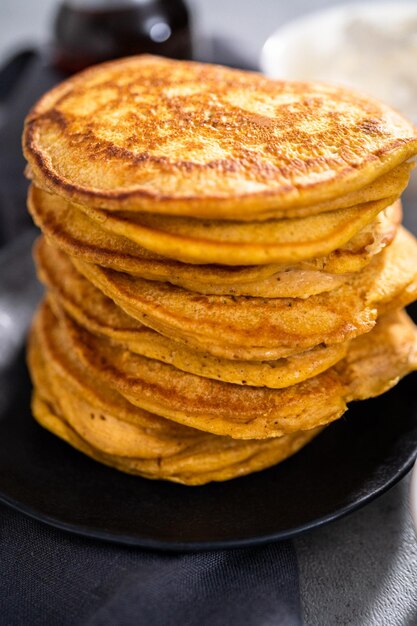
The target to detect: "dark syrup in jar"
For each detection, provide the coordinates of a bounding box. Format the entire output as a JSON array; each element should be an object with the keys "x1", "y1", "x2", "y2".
[{"x1": 52, "y1": 0, "x2": 193, "y2": 74}]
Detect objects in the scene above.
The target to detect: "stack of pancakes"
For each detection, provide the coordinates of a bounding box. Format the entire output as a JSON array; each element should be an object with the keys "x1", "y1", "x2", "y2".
[{"x1": 23, "y1": 56, "x2": 417, "y2": 485}]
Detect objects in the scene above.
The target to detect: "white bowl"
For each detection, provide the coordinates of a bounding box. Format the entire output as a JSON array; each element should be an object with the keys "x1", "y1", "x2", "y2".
[{"x1": 260, "y1": 2, "x2": 417, "y2": 121}]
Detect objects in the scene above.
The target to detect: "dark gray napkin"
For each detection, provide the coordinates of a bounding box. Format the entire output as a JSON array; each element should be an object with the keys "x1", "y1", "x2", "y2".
[{"x1": 0, "y1": 502, "x2": 302, "y2": 626}]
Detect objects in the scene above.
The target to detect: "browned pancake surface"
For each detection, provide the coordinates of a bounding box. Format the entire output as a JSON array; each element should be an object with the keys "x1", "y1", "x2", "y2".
[{"x1": 23, "y1": 56, "x2": 417, "y2": 218}]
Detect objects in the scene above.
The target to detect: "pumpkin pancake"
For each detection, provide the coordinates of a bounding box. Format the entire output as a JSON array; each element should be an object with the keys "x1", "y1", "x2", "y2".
[
  {"x1": 29, "y1": 327, "x2": 194, "y2": 454},
  {"x1": 28, "y1": 325, "x2": 322, "y2": 485},
  {"x1": 24, "y1": 156, "x2": 413, "y2": 220},
  {"x1": 35, "y1": 236, "x2": 349, "y2": 388},
  {"x1": 34, "y1": 300, "x2": 417, "y2": 439},
  {"x1": 38, "y1": 247, "x2": 349, "y2": 389},
  {"x1": 77, "y1": 196, "x2": 395, "y2": 265},
  {"x1": 337, "y1": 307, "x2": 417, "y2": 398},
  {"x1": 306, "y1": 200, "x2": 401, "y2": 274},
  {"x1": 71, "y1": 227, "x2": 417, "y2": 361},
  {"x1": 23, "y1": 56, "x2": 417, "y2": 219},
  {"x1": 32, "y1": 393, "x2": 322, "y2": 485},
  {"x1": 190, "y1": 269, "x2": 346, "y2": 299},
  {"x1": 34, "y1": 300, "x2": 347, "y2": 439},
  {"x1": 56, "y1": 294, "x2": 346, "y2": 387},
  {"x1": 29, "y1": 186, "x2": 403, "y2": 294}
]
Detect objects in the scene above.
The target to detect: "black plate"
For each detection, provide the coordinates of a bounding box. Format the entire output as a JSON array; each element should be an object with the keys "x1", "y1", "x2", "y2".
[{"x1": 1, "y1": 233, "x2": 417, "y2": 551}]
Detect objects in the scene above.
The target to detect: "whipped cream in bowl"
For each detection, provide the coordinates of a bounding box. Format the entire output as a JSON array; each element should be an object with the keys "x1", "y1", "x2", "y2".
[{"x1": 261, "y1": 2, "x2": 417, "y2": 122}]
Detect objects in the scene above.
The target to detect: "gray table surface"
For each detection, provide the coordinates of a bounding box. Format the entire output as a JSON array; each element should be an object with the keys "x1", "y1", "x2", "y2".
[{"x1": 1, "y1": 1, "x2": 417, "y2": 624}]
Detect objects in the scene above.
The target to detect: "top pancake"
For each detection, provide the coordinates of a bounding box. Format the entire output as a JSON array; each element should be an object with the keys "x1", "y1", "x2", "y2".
[{"x1": 23, "y1": 55, "x2": 417, "y2": 219}]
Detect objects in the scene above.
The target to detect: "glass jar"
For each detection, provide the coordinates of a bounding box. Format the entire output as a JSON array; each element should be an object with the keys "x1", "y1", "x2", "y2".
[{"x1": 52, "y1": 0, "x2": 193, "y2": 74}]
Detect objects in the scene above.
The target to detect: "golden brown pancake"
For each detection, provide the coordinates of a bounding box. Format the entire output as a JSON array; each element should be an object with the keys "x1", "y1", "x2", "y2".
[
  {"x1": 23, "y1": 56, "x2": 417, "y2": 485},
  {"x1": 29, "y1": 326, "x2": 194, "y2": 451},
  {"x1": 71, "y1": 227, "x2": 417, "y2": 361},
  {"x1": 34, "y1": 300, "x2": 417, "y2": 439},
  {"x1": 33, "y1": 300, "x2": 348, "y2": 439},
  {"x1": 23, "y1": 56, "x2": 417, "y2": 219},
  {"x1": 29, "y1": 186, "x2": 403, "y2": 294},
  {"x1": 28, "y1": 325, "x2": 322, "y2": 484},
  {"x1": 337, "y1": 310, "x2": 417, "y2": 399},
  {"x1": 36, "y1": 238, "x2": 349, "y2": 387},
  {"x1": 32, "y1": 394, "x2": 322, "y2": 485},
  {"x1": 252, "y1": 160, "x2": 412, "y2": 218},
  {"x1": 77, "y1": 196, "x2": 395, "y2": 265},
  {"x1": 24, "y1": 157, "x2": 413, "y2": 219}
]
